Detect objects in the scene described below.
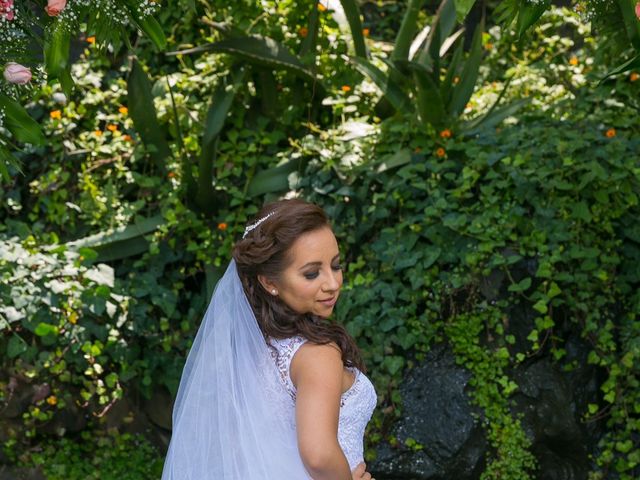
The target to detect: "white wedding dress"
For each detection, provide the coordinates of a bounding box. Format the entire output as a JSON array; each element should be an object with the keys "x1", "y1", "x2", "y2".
[{"x1": 268, "y1": 335, "x2": 378, "y2": 470}]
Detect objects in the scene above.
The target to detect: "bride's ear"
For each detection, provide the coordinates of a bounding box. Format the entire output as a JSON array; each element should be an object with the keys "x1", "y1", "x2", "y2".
[{"x1": 257, "y1": 274, "x2": 278, "y2": 295}]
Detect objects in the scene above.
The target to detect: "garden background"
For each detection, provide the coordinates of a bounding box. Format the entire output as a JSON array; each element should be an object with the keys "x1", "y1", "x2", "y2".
[{"x1": 1, "y1": 0, "x2": 639, "y2": 479}]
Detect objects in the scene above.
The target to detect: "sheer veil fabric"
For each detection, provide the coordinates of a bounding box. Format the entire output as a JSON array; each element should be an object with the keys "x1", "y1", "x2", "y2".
[{"x1": 161, "y1": 259, "x2": 313, "y2": 479}]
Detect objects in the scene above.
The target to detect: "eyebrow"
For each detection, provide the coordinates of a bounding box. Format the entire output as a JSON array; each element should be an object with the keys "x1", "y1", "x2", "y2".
[{"x1": 299, "y1": 253, "x2": 341, "y2": 270}]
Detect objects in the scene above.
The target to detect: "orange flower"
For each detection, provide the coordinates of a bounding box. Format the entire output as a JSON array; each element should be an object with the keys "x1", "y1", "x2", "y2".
[
  {"x1": 440, "y1": 129, "x2": 452, "y2": 139},
  {"x1": 107, "y1": 124, "x2": 118, "y2": 132},
  {"x1": 630, "y1": 72, "x2": 639, "y2": 82},
  {"x1": 484, "y1": 42, "x2": 493, "y2": 51},
  {"x1": 94, "y1": 130, "x2": 103, "y2": 136},
  {"x1": 46, "y1": 395, "x2": 57, "y2": 406},
  {"x1": 218, "y1": 222, "x2": 228, "y2": 231},
  {"x1": 119, "y1": 106, "x2": 128, "y2": 115},
  {"x1": 123, "y1": 134, "x2": 133, "y2": 142},
  {"x1": 569, "y1": 56, "x2": 578, "y2": 66},
  {"x1": 167, "y1": 172, "x2": 176, "y2": 178},
  {"x1": 86, "y1": 36, "x2": 95, "y2": 44},
  {"x1": 318, "y1": 2, "x2": 327, "y2": 11},
  {"x1": 605, "y1": 128, "x2": 616, "y2": 138},
  {"x1": 341, "y1": 85, "x2": 351, "y2": 92},
  {"x1": 453, "y1": 76, "x2": 460, "y2": 85},
  {"x1": 362, "y1": 28, "x2": 370, "y2": 37},
  {"x1": 50, "y1": 110, "x2": 62, "y2": 119},
  {"x1": 299, "y1": 27, "x2": 308, "y2": 38},
  {"x1": 435, "y1": 147, "x2": 446, "y2": 158}
]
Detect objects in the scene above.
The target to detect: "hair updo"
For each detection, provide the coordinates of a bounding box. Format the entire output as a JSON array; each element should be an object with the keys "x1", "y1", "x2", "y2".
[{"x1": 232, "y1": 198, "x2": 365, "y2": 372}]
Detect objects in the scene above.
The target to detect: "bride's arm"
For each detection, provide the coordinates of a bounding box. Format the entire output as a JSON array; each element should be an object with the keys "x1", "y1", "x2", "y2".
[{"x1": 291, "y1": 342, "x2": 351, "y2": 480}]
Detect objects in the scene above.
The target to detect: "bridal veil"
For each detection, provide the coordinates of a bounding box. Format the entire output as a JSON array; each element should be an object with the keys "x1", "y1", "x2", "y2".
[{"x1": 161, "y1": 259, "x2": 312, "y2": 479}]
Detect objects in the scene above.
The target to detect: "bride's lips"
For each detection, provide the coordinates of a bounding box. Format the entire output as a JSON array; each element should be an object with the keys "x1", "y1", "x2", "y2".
[{"x1": 318, "y1": 296, "x2": 338, "y2": 307}]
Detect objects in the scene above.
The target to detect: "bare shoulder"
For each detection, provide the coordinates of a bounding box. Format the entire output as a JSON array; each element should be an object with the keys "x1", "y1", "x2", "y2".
[{"x1": 290, "y1": 341, "x2": 343, "y2": 387}]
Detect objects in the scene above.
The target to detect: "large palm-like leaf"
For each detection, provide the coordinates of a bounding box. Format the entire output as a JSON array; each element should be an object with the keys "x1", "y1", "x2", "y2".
[{"x1": 169, "y1": 36, "x2": 319, "y2": 84}]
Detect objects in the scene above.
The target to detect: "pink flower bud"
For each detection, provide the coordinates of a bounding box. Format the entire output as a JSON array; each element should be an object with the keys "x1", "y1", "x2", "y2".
[
  {"x1": 44, "y1": 0, "x2": 66, "y2": 16},
  {"x1": 0, "y1": 0, "x2": 14, "y2": 20},
  {"x1": 636, "y1": 2, "x2": 640, "y2": 20},
  {"x1": 3, "y1": 62, "x2": 32, "y2": 85}
]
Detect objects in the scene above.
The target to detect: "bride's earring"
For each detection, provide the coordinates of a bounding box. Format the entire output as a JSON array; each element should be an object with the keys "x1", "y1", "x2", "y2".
[{"x1": 271, "y1": 289, "x2": 277, "y2": 295}]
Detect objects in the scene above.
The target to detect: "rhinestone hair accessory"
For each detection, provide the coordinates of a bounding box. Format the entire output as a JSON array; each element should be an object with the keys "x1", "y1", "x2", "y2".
[{"x1": 242, "y1": 211, "x2": 276, "y2": 239}]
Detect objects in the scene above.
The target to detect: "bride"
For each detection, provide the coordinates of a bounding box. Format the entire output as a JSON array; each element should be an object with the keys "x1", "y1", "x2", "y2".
[{"x1": 161, "y1": 198, "x2": 377, "y2": 479}]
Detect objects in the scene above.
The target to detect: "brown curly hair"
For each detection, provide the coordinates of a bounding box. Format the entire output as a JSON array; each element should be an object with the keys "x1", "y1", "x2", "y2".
[{"x1": 232, "y1": 198, "x2": 365, "y2": 372}]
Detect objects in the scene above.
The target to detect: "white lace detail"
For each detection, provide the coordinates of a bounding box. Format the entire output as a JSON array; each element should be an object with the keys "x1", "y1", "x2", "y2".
[{"x1": 268, "y1": 335, "x2": 377, "y2": 470}]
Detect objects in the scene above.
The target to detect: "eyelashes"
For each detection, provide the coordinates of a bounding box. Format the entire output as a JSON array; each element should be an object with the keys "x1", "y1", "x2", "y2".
[{"x1": 304, "y1": 265, "x2": 343, "y2": 280}]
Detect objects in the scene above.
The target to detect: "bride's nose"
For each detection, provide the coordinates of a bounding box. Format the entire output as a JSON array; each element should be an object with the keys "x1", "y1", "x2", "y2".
[{"x1": 322, "y1": 269, "x2": 341, "y2": 292}]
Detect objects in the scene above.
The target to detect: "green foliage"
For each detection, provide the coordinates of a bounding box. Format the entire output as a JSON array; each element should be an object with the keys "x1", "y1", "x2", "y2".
[
  {"x1": 1, "y1": 2, "x2": 640, "y2": 479},
  {"x1": 351, "y1": 0, "x2": 527, "y2": 133},
  {"x1": 0, "y1": 238, "x2": 128, "y2": 435},
  {"x1": 296, "y1": 61, "x2": 639, "y2": 476},
  {"x1": 6, "y1": 430, "x2": 163, "y2": 480}
]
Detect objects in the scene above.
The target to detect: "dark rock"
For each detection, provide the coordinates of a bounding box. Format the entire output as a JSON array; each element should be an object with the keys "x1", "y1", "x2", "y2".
[
  {"x1": 37, "y1": 399, "x2": 87, "y2": 436},
  {"x1": 371, "y1": 344, "x2": 487, "y2": 479},
  {"x1": 371, "y1": 331, "x2": 605, "y2": 480},
  {"x1": 511, "y1": 357, "x2": 590, "y2": 480},
  {"x1": 142, "y1": 386, "x2": 173, "y2": 431}
]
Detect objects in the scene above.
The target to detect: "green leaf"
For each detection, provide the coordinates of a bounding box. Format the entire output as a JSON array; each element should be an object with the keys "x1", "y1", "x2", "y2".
[
  {"x1": 454, "y1": 0, "x2": 477, "y2": 22},
  {"x1": 130, "y1": 12, "x2": 166, "y2": 51},
  {"x1": 615, "y1": 0, "x2": 640, "y2": 50},
  {"x1": 547, "y1": 282, "x2": 562, "y2": 299},
  {"x1": 409, "y1": 62, "x2": 447, "y2": 127},
  {"x1": 170, "y1": 36, "x2": 318, "y2": 83},
  {"x1": 339, "y1": 0, "x2": 368, "y2": 58},
  {"x1": 516, "y1": 0, "x2": 549, "y2": 38},
  {"x1": 127, "y1": 60, "x2": 171, "y2": 166},
  {"x1": 66, "y1": 215, "x2": 164, "y2": 262},
  {"x1": 422, "y1": 247, "x2": 442, "y2": 269},
  {"x1": 299, "y1": 3, "x2": 321, "y2": 58},
  {"x1": 532, "y1": 299, "x2": 548, "y2": 314},
  {"x1": 383, "y1": 355, "x2": 405, "y2": 375},
  {"x1": 0, "y1": 140, "x2": 23, "y2": 180},
  {"x1": 392, "y1": 0, "x2": 424, "y2": 62},
  {"x1": 349, "y1": 56, "x2": 413, "y2": 113},
  {"x1": 508, "y1": 277, "x2": 531, "y2": 292},
  {"x1": 202, "y1": 67, "x2": 245, "y2": 149},
  {"x1": 105, "y1": 372, "x2": 119, "y2": 388},
  {"x1": 440, "y1": 40, "x2": 464, "y2": 103},
  {"x1": 8, "y1": 334, "x2": 28, "y2": 359},
  {"x1": 461, "y1": 98, "x2": 529, "y2": 134},
  {"x1": 571, "y1": 201, "x2": 592, "y2": 222},
  {"x1": 417, "y1": 0, "x2": 457, "y2": 67},
  {"x1": 35, "y1": 323, "x2": 59, "y2": 337},
  {"x1": 246, "y1": 158, "x2": 309, "y2": 197},
  {"x1": 44, "y1": 25, "x2": 72, "y2": 93},
  {"x1": 599, "y1": 53, "x2": 640, "y2": 83},
  {"x1": 0, "y1": 94, "x2": 46, "y2": 145},
  {"x1": 449, "y1": 19, "x2": 483, "y2": 116},
  {"x1": 376, "y1": 149, "x2": 412, "y2": 173}
]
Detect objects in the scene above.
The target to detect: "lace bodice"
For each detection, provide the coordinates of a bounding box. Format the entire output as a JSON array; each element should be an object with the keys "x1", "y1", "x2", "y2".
[{"x1": 268, "y1": 335, "x2": 377, "y2": 470}]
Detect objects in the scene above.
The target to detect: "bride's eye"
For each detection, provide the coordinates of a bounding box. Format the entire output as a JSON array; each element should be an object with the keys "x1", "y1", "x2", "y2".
[{"x1": 303, "y1": 264, "x2": 342, "y2": 280}]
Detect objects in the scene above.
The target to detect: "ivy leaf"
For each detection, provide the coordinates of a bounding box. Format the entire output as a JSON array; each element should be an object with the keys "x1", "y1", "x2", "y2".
[
  {"x1": 383, "y1": 356, "x2": 405, "y2": 375},
  {"x1": 8, "y1": 334, "x2": 28, "y2": 358},
  {"x1": 508, "y1": 277, "x2": 531, "y2": 292},
  {"x1": 34, "y1": 323, "x2": 59, "y2": 337},
  {"x1": 532, "y1": 299, "x2": 548, "y2": 314}
]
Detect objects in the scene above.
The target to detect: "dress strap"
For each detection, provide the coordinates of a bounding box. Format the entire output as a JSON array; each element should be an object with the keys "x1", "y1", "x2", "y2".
[{"x1": 269, "y1": 335, "x2": 308, "y2": 400}]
